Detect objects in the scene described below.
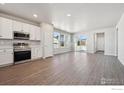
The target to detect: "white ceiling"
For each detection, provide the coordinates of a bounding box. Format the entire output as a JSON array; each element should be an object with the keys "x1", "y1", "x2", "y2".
[{"x1": 0, "y1": 3, "x2": 124, "y2": 33}]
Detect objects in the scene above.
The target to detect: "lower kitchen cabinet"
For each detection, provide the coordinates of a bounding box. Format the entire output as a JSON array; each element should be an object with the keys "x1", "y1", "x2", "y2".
[
  {"x1": 31, "y1": 48, "x2": 36, "y2": 59},
  {"x1": 0, "y1": 49, "x2": 13, "y2": 66},
  {"x1": 31, "y1": 46, "x2": 42, "y2": 59},
  {"x1": 37, "y1": 47, "x2": 42, "y2": 58}
]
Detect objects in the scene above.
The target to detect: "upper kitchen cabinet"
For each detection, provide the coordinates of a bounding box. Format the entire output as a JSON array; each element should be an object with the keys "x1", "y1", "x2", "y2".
[
  {"x1": 0, "y1": 17, "x2": 40, "y2": 41},
  {"x1": 22, "y1": 23, "x2": 30, "y2": 33},
  {"x1": 30, "y1": 24, "x2": 35, "y2": 40},
  {"x1": 13, "y1": 21, "x2": 30, "y2": 33},
  {"x1": 30, "y1": 25, "x2": 41, "y2": 41},
  {"x1": 35, "y1": 26, "x2": 41, "y2": 41},
  {"x1": 12, "y1": 20, "x2": 22, "y2": 32},
  {"x1": 0, "y1": 17, "x2": 13, "y2": 39}
]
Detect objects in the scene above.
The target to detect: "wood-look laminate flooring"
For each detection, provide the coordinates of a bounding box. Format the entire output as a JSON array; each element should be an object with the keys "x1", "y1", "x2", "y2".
[{"x1": 0, "y1": 52, "x2": 124, "y2": 85}]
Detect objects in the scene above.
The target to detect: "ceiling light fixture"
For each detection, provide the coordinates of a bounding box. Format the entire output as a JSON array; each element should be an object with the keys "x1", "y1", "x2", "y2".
[
  {"x1": 67, "y1": 14, "x2": 71, "y2": 17},
  {"x1": 33, "y1": 14, "x2": 38, "y2": 18}
]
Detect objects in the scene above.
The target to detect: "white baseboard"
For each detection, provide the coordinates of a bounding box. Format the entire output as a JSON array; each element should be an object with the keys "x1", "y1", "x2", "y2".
[
  {"x1": 118, "y1": 56, "x2": 124, "y2": 66},
  {"x1": 104, "y1": 52, "x2": 117, "y2": 56},
  {"x1": 86, "y1": 50, "x2": 95, "y2": 53}
]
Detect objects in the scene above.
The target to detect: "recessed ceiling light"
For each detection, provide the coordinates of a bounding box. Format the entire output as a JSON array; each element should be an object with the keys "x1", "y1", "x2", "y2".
[
  {"x1": 67, "y1": 14, "x2": 71, "y2": 17},
  {"x1": 33, "y1": 14, "x2": 38, "y2": 18}
]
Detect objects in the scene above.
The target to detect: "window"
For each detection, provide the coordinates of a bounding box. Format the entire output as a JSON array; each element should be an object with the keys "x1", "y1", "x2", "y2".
[
  {"x1": 76, "y1": 35, "x2": 87, "y2": 51},
  {"x1": 77, "y1": 35, "x2": 87, "y2": 46},
  {"x1": 60, "y1": 34, "x2": 65, "y2": 47},
  {"x1": 53, "y1": 32, "x2": 65, "y2": 48},
  {"x1": 53, "y1": 32, "x2": 60, "y2": 48}
]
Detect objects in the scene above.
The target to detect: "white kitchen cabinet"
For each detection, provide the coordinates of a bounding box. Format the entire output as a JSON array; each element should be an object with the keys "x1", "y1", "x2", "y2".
[
  {"x1": 37, "y1": 47, "x2": 42, "y2": 58},
  {"x1": 35, "y1": 26, "x2": 41, "y2": 41},
  {"x1": 31, "y1": 47, "x2": 36, "y2": 59},
  {"x1": 0, "y1": 48, "x2": 13, "y2": 66},
  {"x1": 0, "y1": 16, "x2": 40, "y2": 41},
  {"x1": 0, "y1": 17, "x2": 13, "y2": 39},
  {"x1": 30, "y1": 24, "x2": 36, "y2": 40},
  {"x1": 12, "y1": 20, "x2": 22, "y2": 32},
  {"x1": 22, "y1": 23, "x2": 30, "y2": 33},
  {"x1": 30, "y1": 25, "x2": 41, "y2": 41},
  {"x1": 31, "y1": 46, "x2": 42, "y2": 59},
  {"x1": 13, "y1": 21, "x2": 30, "y2": 33}
]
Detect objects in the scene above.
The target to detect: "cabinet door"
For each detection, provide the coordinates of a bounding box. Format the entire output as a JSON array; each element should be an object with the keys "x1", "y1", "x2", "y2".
[
  {"x1": 0, "y1": 53, "x2": 13, "y2": 65},
  {"x1": 30, "y1": 25, "x2": 35, "y2": 40},
  {"x1": 0, "y1": 17, "x2": 13, "y2": 39},
  {"x1": 12, "y1": 20, "x2": 22, "y2": 31},
  {"x1": 31, "y1": 47, "x2": 38, "y2": 59},
  {"x1": 31, "y1": 47, "x2": 36, "y2": 59},
  {"x1": 0, "y1": 49, "x2": 13, "y2": 66},
  {"x1": 37, "y1": 47, "x2": 42, "y2": 58},
  {"x1": 35, "y1": 26, "x2": 41, "y2": 41},
  {"x1": 22, "y1": 23, "x2": 30, "y2": 33},
  {"x1": 31, "y1": 46, "x2": 42, "y2": 59},
  {"x1": 35, "y1": 46, "x2": 42, "y2": 58}
]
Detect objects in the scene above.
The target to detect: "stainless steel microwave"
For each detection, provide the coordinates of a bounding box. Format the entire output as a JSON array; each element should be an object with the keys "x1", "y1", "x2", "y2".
[{"x1": 14, "y1": 31, "x2": 30, "y2": 40}]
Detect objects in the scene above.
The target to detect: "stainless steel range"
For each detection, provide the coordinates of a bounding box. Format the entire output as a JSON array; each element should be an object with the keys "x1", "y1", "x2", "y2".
[{"x1": 13, "y1": 42, "x2": 31, "y2": 64}]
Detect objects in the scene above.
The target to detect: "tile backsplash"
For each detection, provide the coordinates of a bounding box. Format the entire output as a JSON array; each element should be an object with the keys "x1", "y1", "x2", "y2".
[{"x1": 0, "y1": 39, "x2": 41, "y2": 49}]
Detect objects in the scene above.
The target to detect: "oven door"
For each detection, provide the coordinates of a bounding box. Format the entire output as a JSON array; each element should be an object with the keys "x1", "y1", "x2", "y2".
[{"x1": 14, "y1": 50, "x2": 31, "y2": 63}]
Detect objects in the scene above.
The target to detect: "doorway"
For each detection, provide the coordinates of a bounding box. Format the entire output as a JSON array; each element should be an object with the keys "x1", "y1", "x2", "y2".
[
  {"x1": 96, "y1": 33, "x2": 105, "y2": 53},
  {"x1": 76, "y1": 35, "x2": 87, "y2": 52}
]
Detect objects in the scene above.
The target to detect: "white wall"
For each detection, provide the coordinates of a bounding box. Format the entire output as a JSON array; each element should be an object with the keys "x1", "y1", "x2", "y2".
[
  {"x1": 116, "y1": 13, "x2": 124, "y2": 65},
  {"x1": 96, "y1": 33, "x2": 104, "y2": 51},
  {"x1": 86, "y1": 32, "x2": 95, "y2": 53},
  {"x1": 74, "y1": 27, "x2": 117, "y2": 56},
  {"x1": 104, "y1": 28, "x2": 117, "y2": 56}
]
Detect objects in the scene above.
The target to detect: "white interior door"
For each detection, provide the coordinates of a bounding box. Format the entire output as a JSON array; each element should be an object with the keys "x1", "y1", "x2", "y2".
[{"x1": 96, "y1": 33, "x2": 104, "y2": 51}]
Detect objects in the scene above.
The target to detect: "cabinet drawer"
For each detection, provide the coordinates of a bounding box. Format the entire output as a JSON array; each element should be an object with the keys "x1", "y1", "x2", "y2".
[
  {"x1": 5, "y1": 49, "x2": 13, "y2": 53},
  {"x1": 0, "y1": 49, "x2": 13, "y2": 53}
]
